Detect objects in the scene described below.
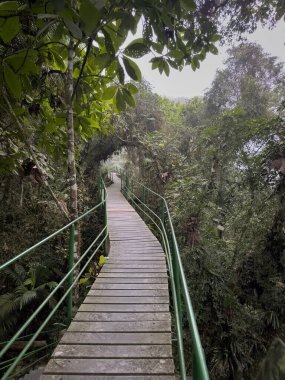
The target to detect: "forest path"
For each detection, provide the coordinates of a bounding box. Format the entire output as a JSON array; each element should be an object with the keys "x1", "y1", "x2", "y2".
[{"x1": 40, "y1": 174, "x2": 175, "y2": 379}]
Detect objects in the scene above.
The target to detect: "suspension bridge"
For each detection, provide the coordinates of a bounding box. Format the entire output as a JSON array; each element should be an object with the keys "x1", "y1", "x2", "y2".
[{"x1": 0, "y1": 173, "x2": 209, "y2": 380}]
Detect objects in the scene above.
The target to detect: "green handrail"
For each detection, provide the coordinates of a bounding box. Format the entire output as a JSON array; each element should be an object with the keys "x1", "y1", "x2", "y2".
[
  {"x1": 120, "y1": 171, "x2": 210, "y2": 380},
  {"x1": 0, "y1": 176, "x2": 108, "y2": 379}
]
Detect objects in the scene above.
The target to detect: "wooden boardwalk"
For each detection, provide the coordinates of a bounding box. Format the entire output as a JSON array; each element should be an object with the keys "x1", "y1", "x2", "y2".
[{"x1": 41, "y1": 175, "x2": 175, "y2": 379}]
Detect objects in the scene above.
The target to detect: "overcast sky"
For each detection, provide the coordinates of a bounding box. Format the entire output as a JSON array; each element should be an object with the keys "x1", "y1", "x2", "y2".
[{"x1": 134, "y1": 21, "x2": 285, "y2": 99}]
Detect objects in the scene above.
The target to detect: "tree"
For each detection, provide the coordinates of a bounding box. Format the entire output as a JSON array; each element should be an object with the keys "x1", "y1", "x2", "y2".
[
  {"x1": 205, "y1": 43, "x2": 285, "y2": 117},
  {"x1": 0, "y1": 0, "x2": 222, "y2": 227}
]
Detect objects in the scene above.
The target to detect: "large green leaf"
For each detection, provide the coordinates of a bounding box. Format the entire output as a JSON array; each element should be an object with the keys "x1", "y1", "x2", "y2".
[
  {"x1": 79, "y1": 0, "x2": 99, "y2": 35},
  {"x1": 0, "y1": 1, "x2": 18, "y2": 13},
  {"x1": 95, "y1": 53, "x2": 111, "y2": 69},
  {"x1": 122, "y1": 56, "x2": 142, "y2": 82},
  {"x1": 180, "y1": 0, "x2": 196, "y2": 11},
  {"x1": 125, "y1": 82, "x2": 138, "y2": 95},
  {"x1": 0, "y1": 16, "x2": 20, "y2": 43},
  {"x1": 64, "y1": 19, "x2": 82, "y2": 39},
  {"x1": 117, "y1": 61, "x2": 125, "y2": 84},
  {"x1": 4, "y1": 64, "x2": 21, "y2": 98},
  {"x1": 51, "y1": 49, "x2": 66, "y2": 70},
  {"x1": 122, "y1": 88, "x2": 136, "y2": 108},
  {"x1": 102, "y1": 29, "x2": 115, "y2": 55},
  {"x1": 114, "y1": 89, "x2": 126, "y2": 112},
  {"x1": 124, "y1": 38, "x2": 150, "y2": 58},
  {"x1": 102, "y1": 86, "x2": 117, "y2": 100}
]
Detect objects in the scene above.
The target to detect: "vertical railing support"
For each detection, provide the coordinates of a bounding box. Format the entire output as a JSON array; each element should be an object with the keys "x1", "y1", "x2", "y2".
[
  {"x1": 103, "y1": 187, "x2": 108, "y2": 255},
  {"x1": 131, "y1": 179, "x2": 134, "y2": 204},
  {"x1": 142, "y1": 185, "x2": 146, "y2": 220},
  {"x1": 125, "y1": 173, "x2": 129, "y2": 199},
  {"x1": 67, "y1": 223, "x2": 75, "y2": 321}
]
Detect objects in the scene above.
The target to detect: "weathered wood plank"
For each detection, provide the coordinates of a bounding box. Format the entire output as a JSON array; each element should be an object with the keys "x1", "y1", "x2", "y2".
[
  {"x1": 88, "y1": 289, "x2": 169, "y2": 297},
  {"x1": 99, "y1": 273, "x2": 168, "y2": 278},
  {"x1": 44, "y1": 358, "x2": 174, "y2": 375},
  {"x1": 83, "y1": 296, "x2": 169, "y2": 304},
  {"x1": 103, "y1": 263, "x2": 167, "y2": 269},
  {"x1": 41, "y1": 376, "x2": 175, "y2": 380},
  {"x1": 94, "y1": 277, "x2": 168, "y2": 284},
  {"x1": 91, "y1": 283, "x2": 168, "y2": 290},
  {"x1": 52, "y1": 344, "x2": 173, "y2": 358},
  {"x1": 68, "y1": 321, "x2": 171, "y2": 332},
  {"x1": 60, "y1": 332, "x2": 172, "y2": 345},
  {"x1": 101, "y1": 269, "x2": 167, "y2": 273},
  {"x1": 78, "y1": 304, "x2": 169, "y2": 312},
  {"x1": 74, "y1": 312, "x2": 170, "y2": 322},
  {"x1": 108, "y1": 256, "x2": 165, "y2": 260}
]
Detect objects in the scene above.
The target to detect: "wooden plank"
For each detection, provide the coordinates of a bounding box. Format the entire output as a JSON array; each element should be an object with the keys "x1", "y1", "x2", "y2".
[
  {"x1": 99, "y1": 273, "x2": 168, "y2": 278},
  {"x1": 78, "y1": 304, "x2": 169, "y2": 312},
  {"x1": 83, "y1": 296, "x2": 169, "y2": 304},
  {"x1": 94, "y1": 277, "x2": 168, "y2": 284},
  {"x1": 103, "y1": 263, "x2": 166, "y2": 268},
  {"x1": 74, "y1": 312, "x2": 171, "y2": 322},
  {"x1": 107, "y1": 257, "x2": 165, "y2": 261},
  {"x1": 41, "y1": 376, "x2": 175, "y2": 380},
  {"x1": 68, "y1": 321, "x2": 171, "y2": 332},
  {"x1": 91, "y1": 283, "x2": 168, "y2": 290},
  {"x1": 60, "y1": 332, "x2": 172, "y2": 345},
  {"x1": 51, "y1": 344, "x2": 173, "y2": 358},
  {"x1": 87, "y1": 290, "x2": 169, "y2": 297},
  {"x1": 101, "y1": 269, "x2": 167, "y2": 273},
  {"x1": 44, "y1": 358, "x2": 174, "y2": 375}
]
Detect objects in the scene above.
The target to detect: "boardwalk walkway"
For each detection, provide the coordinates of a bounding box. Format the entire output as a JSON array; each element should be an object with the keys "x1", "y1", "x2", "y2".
[{"x1": 41, "y1": 175, "x2": 175, "y2": 379}]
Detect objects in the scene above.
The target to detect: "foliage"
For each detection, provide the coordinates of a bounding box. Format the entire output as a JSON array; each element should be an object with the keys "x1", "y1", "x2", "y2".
[
  {"x1": 0, "y1": 264, "x2": 57, "y2": 339},
  {"x1": 115, "y1": 42, "x2": 285, "y2": 379}
]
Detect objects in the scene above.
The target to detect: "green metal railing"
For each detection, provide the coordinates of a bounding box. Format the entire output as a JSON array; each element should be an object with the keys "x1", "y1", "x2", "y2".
[
  {"x1": 120, "y1": 171, "x2": 210, "y2": 380},
  {"x1": 0, "y1": 176, "x2": 108, "y2": 379}
]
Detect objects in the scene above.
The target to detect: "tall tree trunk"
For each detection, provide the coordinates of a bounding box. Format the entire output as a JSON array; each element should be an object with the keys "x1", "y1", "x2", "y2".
[
  {"x1": 66, "y1": 36, "x2": 78, "y2": 216},
  {"x1": 66, "y1": 29, "x2": 80, "y2": 307}
]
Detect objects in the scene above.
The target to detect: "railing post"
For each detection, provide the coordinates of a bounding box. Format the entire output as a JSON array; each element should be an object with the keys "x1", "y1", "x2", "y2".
[
  {"x1": 131, "y1": 179, "x2": 134, "y2": 204},
  {"x1": 125, "y1": 172, "x2": 129, "y2": 199},
  {"x1": 142, "y1": 185, "x2": 146, "y2": 220},
  {"x1": 67, "y1": 223, "x2": 75, "y2": 322},
  {"x1": 104, "y1": 187, "x2": 108, "y2": 255}
]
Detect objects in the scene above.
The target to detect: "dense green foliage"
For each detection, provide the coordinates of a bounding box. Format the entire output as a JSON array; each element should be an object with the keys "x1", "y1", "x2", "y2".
[
  {"x1": 1, "y1": 0, "x2": 285, "y2": 378},
  {"x1": 112, "y1": 43, "x2": 285, "y2": 379}
]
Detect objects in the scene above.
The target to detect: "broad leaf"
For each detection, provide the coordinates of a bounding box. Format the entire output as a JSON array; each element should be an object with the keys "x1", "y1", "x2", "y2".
[
  {"x1": 64, "y1": 19, "x2": 82, "y2": 39},
  {"x1": 114, "y1": 89, "x2": 126, "y2": 112},
  {"x1": 125, "y1": 82, "x2": 138, "y2": 95},
  {"x1": 180, "y1": 0, "x2": 196, "y2": 11},
  {"x1": 124, "y1": 38, "x2": 150, "y2": 58},
  {"x1": 122, "y1": 88, "x2": 136, "y2": 108},
  {"x1": 122, "y1": 56, "x2": 142, "y2": 82},
  {"x1": 4, "y1": 64, "x2": 21, "y2": 98},
  {"x1": 102, "y1": 86, "x2": 117, "y2": 100},
  {"x1": 117, "y1": 61, "x2": 125, "y2": 84},
  {"x1": 0, "y1": 16, "x2": 20, "y2": 43},
  {"x1": 0, "y1": 1, "x2": 18, "y2": 12},
  {"x1": 79, "y1": 0, "x2": 100, "y2": 35}
]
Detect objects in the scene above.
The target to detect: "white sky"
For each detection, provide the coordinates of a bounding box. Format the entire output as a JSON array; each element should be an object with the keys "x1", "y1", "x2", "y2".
[{"x1": 134, "y1": 21, "x2": 285, "y2": 99}]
